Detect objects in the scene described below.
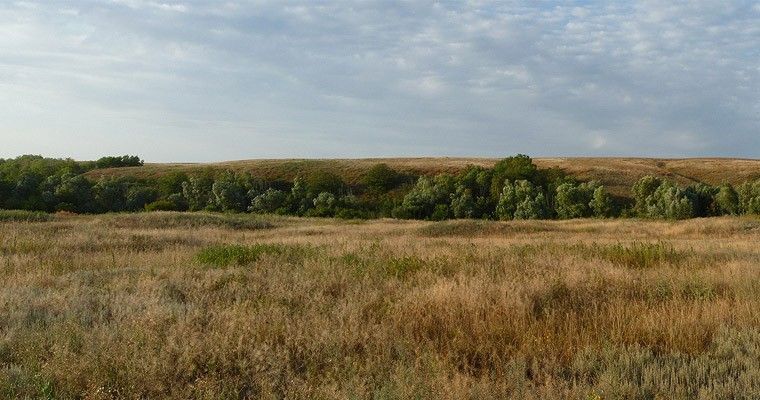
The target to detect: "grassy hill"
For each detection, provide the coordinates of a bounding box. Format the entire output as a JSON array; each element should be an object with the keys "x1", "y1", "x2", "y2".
[{"x1": 85, "y1": 157, "x2": 760, "y2": 197}]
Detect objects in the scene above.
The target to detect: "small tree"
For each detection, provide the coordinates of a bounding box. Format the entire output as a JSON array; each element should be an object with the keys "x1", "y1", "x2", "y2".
[
  {"x1": 632, "y1": 176, "x2": 662, "y2": 217},
  {"x1": 496, "y1": 180, "x2": 547, "y2": 220},
  {"x1": 450, "y1": 184, "x2": 476, "y2": 219},
  {"x1": 361, "y1": 164, "x2": 399, "y2": 195},
  {"x1": 738, "y1": 180, "x2": 760, "y2": 215},
  {"x1": 211, "y1": 172, "x2": 248, "y2": 212},
  {"x1": 249, "y1": 189, "x2": 287, "y2": 214},
  {"x1": 714, "y1": 183, "x2": 739, "y2": 216},
  {"x1": 645, "y1": 181, "x2": 694, "y2": 220},
  {"x1": 590, "y1": 186, "x2": 614, "y2": 218},
  {"x1": 181, "y1": 175, "x2": 214, "y2": 211},
  {"x1": 554, "y1": 181, "x2": 597, "y2": 219}
]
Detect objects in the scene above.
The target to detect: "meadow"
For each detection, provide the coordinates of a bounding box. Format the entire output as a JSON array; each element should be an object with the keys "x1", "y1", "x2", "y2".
[{"x1": 0, "y1": 211, "x2": 759, "y2": 399}]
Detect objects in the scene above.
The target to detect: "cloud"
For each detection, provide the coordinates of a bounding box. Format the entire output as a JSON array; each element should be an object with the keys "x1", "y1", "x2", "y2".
[{"x1": 0, "y1": 1, "x2": 757, "y2": 161}]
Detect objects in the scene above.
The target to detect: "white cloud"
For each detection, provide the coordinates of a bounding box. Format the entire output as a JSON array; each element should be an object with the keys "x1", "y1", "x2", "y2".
[{"x1": 0, "y1": 1, "x2": 757, "y2": 161}]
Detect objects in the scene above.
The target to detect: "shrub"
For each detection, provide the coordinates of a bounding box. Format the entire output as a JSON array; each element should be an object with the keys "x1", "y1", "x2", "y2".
[
  {"x1": 645, "y1": 181, "x2": 695, "y2": 220},
  {"x1": 249, "y1": 189, "x2": 287, "y2": 214},
  {"x1": 554, "y1": 181, "x2": 598, "y2": 219},
  {"x1": 145, "y1": 200, "x2": 177, "y2": 212},
  {"x1": 714, "y1": 183, "x2": 740, "y2": 215},
  {"x1": 738, "y1": 179, "x2": 760, "y2": 215},
  {"x1": 496, "y1": 180, "x2": 548, "y2": 220},
  {"x1": 632, "y1": 176, "x2": 662, "y2": 216},
  {"x1": 95, "y1": 155, "x2": 143, "y2": 169},
  {"x1": 211, "y1": 172, "x2": 249, "y2": 212},
  {"x1": 0, "y1": 210, "x2": 52, "y2": 222},
  {"x1": 196, "y1": 243, "x2": 310, "y2": 267},
  {"x1": 362, "y1": 163, "x2": 400, "y2": 194},
  {"x1": 590, "y1": 186, "x2": 614, "y2": 218}
]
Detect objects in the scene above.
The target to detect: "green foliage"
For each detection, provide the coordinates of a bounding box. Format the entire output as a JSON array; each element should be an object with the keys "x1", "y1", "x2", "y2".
[
  {"x1": 362, "y1": 163, "x2": 400, "y2": 194},
  {"x1": 93, "y1": 177, "x2": 130, "y2": 212},
  {"x1": 196, "y1": 243, "x2": 310, "y2": 267},
  {"x1": 396, "y1": 175, "x2": 454, "y2": 220},
  {"x1": 590, "y1": 186, "x2": 614, "y2": 218},
  {"x1": 644, "y1": 181, "x2": 695, "y2": 220},
  {"x1": 181, "y1": 175, "x2": 214, "y2": 211},
  {"x1": 305, "y1": 170, "x2": 344, "y2": 195},
  {"x1": 738, "y1": 179, "x2": 760, "y2": 215},
  {"x1": 0, "y1": 210, "x2": 52, "y2": 222},
  {"x1": 249, "y1": 189, "x2": 287, "y2": 214},
  {"x1": 450, "y1": 184, "x2": 476, "y2": 219},
  {"x1": 714, "y1": 184, "x2": 739, "y2": 215},
  {"x1": 496, "y1": 180, "x2": 548, "y2": 220},
  {"x1": 144, "y1": 200, "x2": 178, "y2": 212},
  {"x1": 94, "y1": 155, "x2": 143, "y2": 169},
  {"x1": 583, "y1": 241, "x2": 681, "y2": 269},
  {"x1": 554, "y1": 181, "x2": 598, "y2": 219},
  {"x1": 685, "y1": 183, "x2": 718, "y2": 217},
  {"x1": 126, "y1": 186, "x2": 158, "y2": 211},
  {"x1": 490, "y1": 154, "x2": 539, "y2": 199},
  {"x1": 632, "y1": 175, "x2": 662, "y2": 216},
  {"x1": 211, "y1": 172, "x2": 250, "y2": 212}
]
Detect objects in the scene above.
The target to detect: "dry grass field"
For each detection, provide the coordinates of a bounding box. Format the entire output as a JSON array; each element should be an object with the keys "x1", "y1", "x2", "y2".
[
  {"x1": 85, "y1": 157, "x2": 760, "y2": 197},
  {"x1": 1, "y1": 212, "x2": 759, "y2": 399}
]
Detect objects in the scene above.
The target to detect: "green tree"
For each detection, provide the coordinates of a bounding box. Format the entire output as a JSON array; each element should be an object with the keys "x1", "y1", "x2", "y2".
[
  {"x1": 490, "y1": 155, "x2": 539, "y2": 200},
  {"x1": 714, "y1": 183, "x2": 739, "y2": 216},
  {"x1": 554, "y1": 181, "x2": 597, "y2": 219},
  {"x1": 181, "y1": 175, "x2": 214, "y2": 211},
  {"x1": 496, "y1": 180, "x2": 547, "y2": 220},
  {"x1": 738, "y1": 180, "x2": 760, "y2": 215},
  {"x1": 211, "y1": 172, "x2": 249, "y2": 212},
  {"x1": 361, "y1": 164, "x2": 400, "y2": 194},
  {"x1": 645, "y1": 181, "x2": 694, "y2": 220},
  {"x1": 450, "y1": 184, "x2": 476, "y2": 219},
  {"x1": 632, "y1": 176, "x2": 663, "y2": 216},
  {"x1": 590, "y1": 186, "x2": 614, "y2": 218},
  {"x1": 249, "y1": 189, "x2": 287, "y2": 214}
]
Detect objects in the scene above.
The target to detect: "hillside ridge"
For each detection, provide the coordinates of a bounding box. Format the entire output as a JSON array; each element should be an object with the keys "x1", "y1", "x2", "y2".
[{"x1": 85, "y1": 157, "x2": 760, "y2": 197}]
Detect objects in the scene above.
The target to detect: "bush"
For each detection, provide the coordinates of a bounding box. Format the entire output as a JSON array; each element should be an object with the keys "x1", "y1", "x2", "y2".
[
  {"x1": 645, "y1": 181, "x2": 695, "y2": 220},
  {"x1": 738, "y1": 180, "x2": 760, "y2": 215},
  {"x1": 145, "y1": 200, "x2": 177, "y2": 212},
  {"x1": 554, "y1": 181, "x2": 597, "y2": 219},
  {"x1": 714, "y1": 183, "x2": 739, "y2": 216},
  {"x1": 249, "y1": 189, "x2": 287, "y2": 214},
  {"x1": 361, "y1": 163, "x2": 400, "y2": 194},
  {"x1": 95, "y1": 155, "x2": 143, "y2": 169},
  {"x1": 196, "y1": 243, "x2": 310, "y2": 267},
  {"x1": 496, "y1": 180, "x2": 548, "y2": 220},
  {"x1": 0, "y1": 210, "x2": 52, "y2": 222}
]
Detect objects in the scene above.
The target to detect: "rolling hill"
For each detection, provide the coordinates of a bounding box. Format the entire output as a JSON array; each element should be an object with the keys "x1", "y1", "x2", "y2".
[{"x1": 84, "y1": 157, "x2": 760, "y2": 197}]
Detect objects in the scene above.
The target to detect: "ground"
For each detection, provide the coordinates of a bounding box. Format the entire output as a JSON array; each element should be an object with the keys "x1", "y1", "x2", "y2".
[{"x1": 1, "y1": 212, "x2": 759, "y2": 399}]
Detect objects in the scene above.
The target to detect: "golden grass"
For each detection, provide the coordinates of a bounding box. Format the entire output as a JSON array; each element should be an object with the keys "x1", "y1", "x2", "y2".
[
  {"x1": 84, "y1": 157, "x2": 760, "y2": 197},
  {"x1": 0, "y1": 213, "x2": 758, "y2": 398}
]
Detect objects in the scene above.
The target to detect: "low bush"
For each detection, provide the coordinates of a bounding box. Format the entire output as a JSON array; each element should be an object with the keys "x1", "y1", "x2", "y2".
[
  {"x1": 0, "y1": 210, "x2": 53, "y2": 222},
  {"x1": 196, "y1": 243, "x2": 312, "y2": 267}
]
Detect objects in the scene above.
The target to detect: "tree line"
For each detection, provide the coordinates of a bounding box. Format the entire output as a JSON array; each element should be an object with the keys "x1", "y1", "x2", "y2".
[{"x1": 0, "y1": 154, "x2": 758, "y2": 220}]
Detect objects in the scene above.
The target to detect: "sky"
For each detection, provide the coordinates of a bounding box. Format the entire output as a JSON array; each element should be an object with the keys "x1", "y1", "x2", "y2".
[{"x1": 0, "y1": 1, "x2": 758, "y2": 162}]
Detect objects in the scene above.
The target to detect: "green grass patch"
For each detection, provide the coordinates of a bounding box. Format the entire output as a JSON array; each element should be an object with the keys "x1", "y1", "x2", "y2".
[
  {"x1": 0, "y1": 210, "x2": 53, "y2": 222},
  {"x1": 196, "y1": 243, "x2": 312, "y2": 267},
  {"x1": 99, "y1": 212, "x2": 275, "y2": 230},
  {"x1": 581, "y1": 241, "x2": 682, "y2": 269}
]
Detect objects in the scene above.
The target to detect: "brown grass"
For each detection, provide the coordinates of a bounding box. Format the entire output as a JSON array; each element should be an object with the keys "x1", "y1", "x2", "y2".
[
  {"x1": 0, "y1": 213, "x2": 758, "y2": 398},
  {"x1": 84, "y1": 157, "x2": 760, "y2": 197}
]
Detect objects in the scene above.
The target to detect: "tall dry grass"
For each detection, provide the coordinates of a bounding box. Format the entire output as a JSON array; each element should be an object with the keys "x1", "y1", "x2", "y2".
[{"x1": 0, "y1": 212, "x2": 758, "y2": 399}]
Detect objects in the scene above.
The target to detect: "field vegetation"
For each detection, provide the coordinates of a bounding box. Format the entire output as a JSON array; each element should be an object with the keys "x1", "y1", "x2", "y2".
[
  {"x1": 0, "y1": 213, "x2": 758, "y2": 399},
  {"x1": 2, "y1": 154, "x2": 760, "y2": 222}
]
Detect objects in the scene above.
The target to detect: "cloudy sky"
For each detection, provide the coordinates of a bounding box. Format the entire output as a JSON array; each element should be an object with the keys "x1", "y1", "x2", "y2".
[{"x1": 0, "y1": 1, "x2": 758, "y2": 161}]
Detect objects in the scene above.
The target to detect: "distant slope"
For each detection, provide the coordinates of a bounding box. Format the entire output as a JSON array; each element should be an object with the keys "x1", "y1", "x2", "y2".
[{"x1": 84, "y1": 157, "x2": 760, "y2": 197}]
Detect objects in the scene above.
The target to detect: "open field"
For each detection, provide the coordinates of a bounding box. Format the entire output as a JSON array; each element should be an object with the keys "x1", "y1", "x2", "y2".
[
  {"x1": 1, "y1": 212, "x2": 759, "y2": 399},
  {"x1": 85, "y1": 157, "x2": 760, "y2": 197}
]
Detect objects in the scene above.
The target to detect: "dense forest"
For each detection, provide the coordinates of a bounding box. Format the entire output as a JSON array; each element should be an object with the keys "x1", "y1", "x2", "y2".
[{"x1": 0, "y1": 154, "x2": 758, "y2": 220}]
